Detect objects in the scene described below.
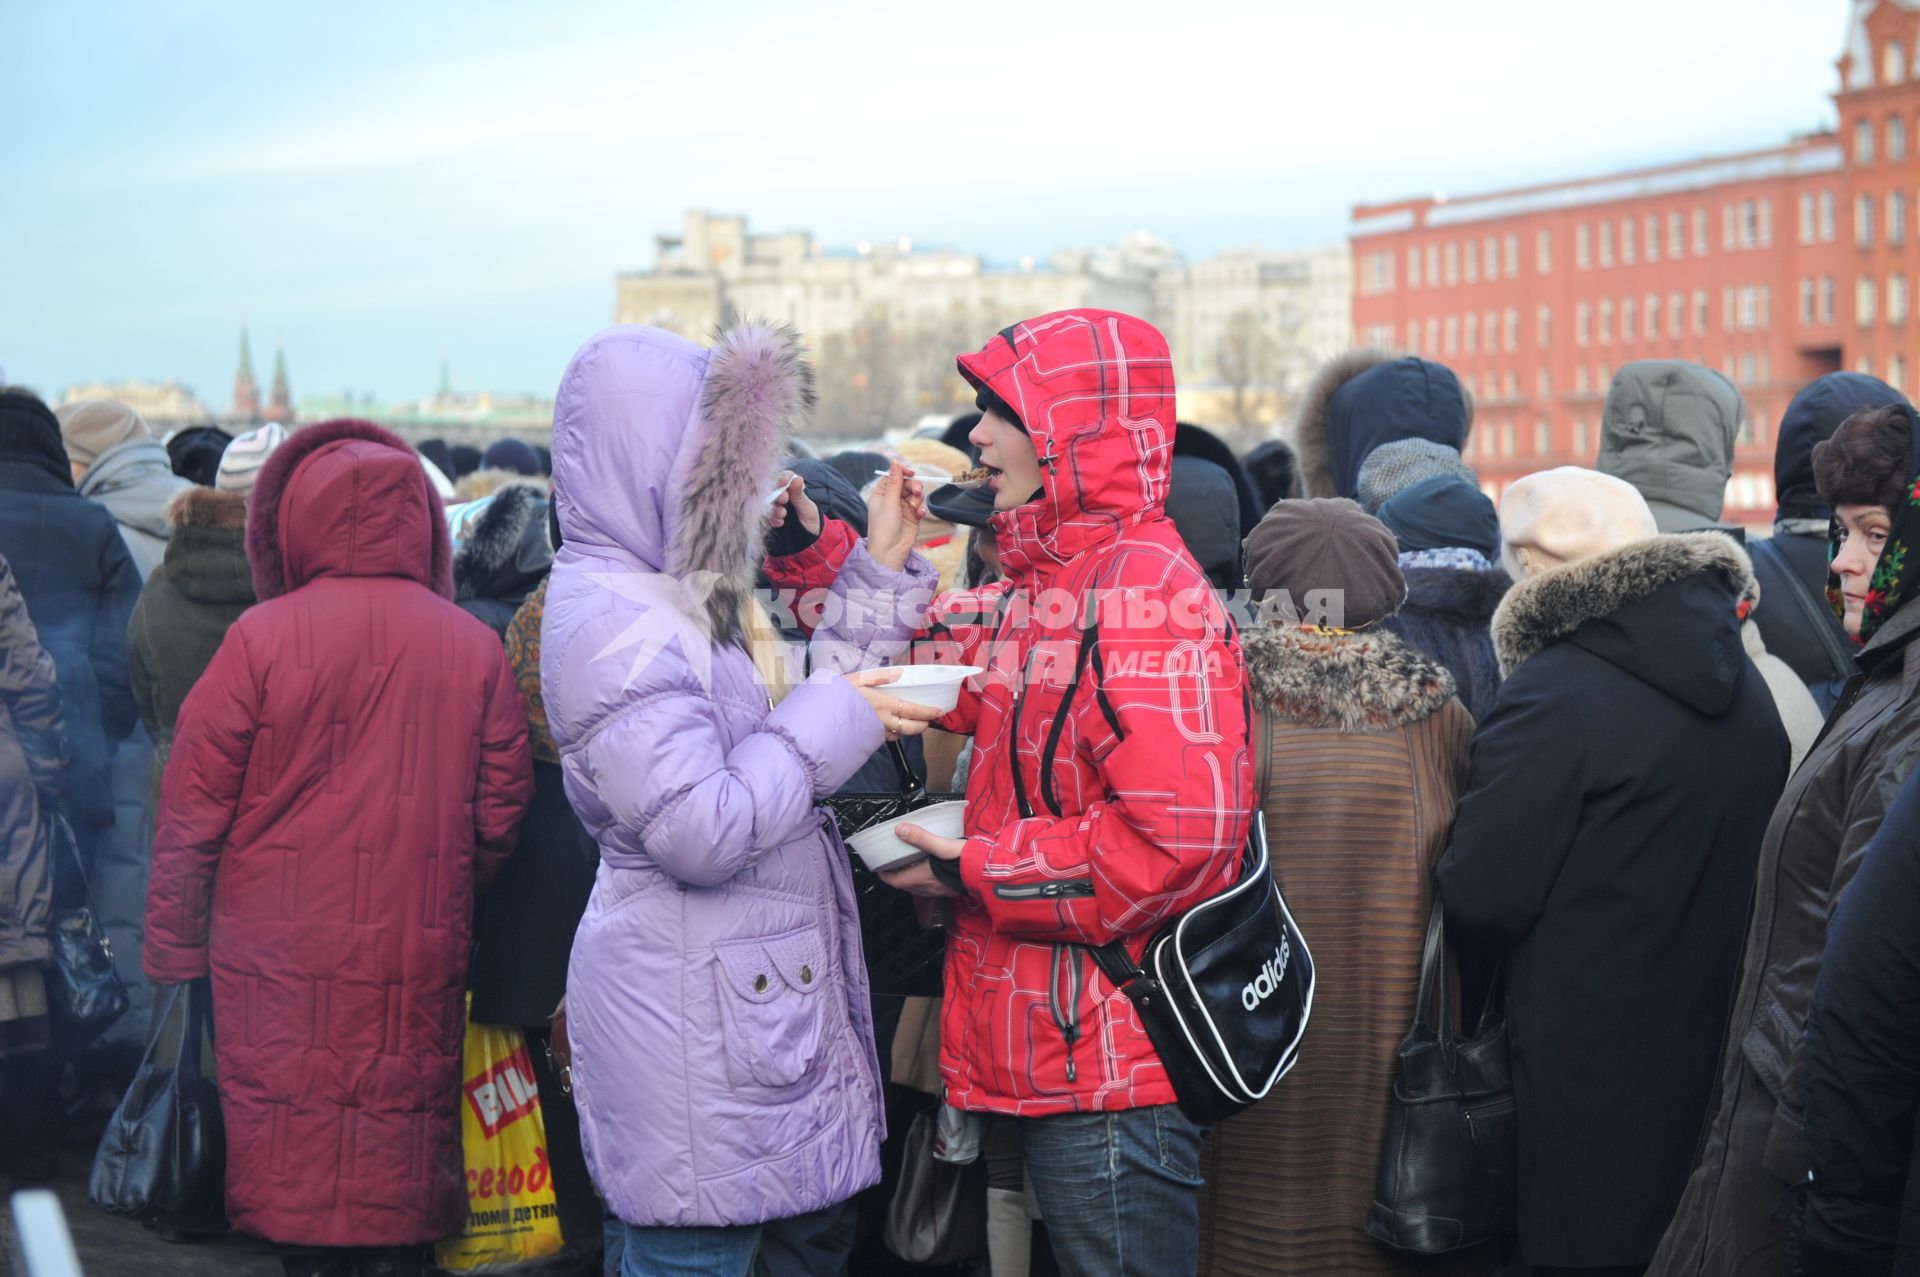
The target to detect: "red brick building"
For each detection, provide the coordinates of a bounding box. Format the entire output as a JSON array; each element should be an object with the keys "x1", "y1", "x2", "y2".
[{"x1": 1349, "y1": 0, "x2": 1920, "y2": 524}]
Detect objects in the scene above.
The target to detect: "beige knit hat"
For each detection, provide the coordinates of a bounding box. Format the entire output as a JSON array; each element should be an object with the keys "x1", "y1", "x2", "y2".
[
  {"x1": 1499, "y1": 466, "x2": 1659, "y2": 580},
  {"x1": 54, "y1": 400, "x2": 150, "y2": 466}
]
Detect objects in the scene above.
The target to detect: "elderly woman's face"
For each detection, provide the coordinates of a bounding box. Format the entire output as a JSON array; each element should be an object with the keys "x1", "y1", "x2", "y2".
[{"x1": 1832, "y1": 501, "x2": 1894, "y2": 637}]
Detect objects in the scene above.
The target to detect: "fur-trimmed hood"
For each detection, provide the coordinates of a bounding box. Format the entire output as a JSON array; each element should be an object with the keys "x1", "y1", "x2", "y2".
[
  {"x1": 551, "y1": 322, "x2": 814, "y2": 638},
  {"x1": 452, "y1": 481, "x2": 552, "y2": 604},
  {"x1": 246, "y1": 418, "x2": 453, "y2": 602},
  {"x1": 1243, "y1": 623, "x2": 1456, "y2": 732},
  {"x1": 1492, "y1": 532, "x2": 1756, "y2": 713},
  {"x1": 1290, "y1": 348, "x2": 1474, "y2": 499},
  {"x1": 159, "y1": 485, "x2": 253, "y2": 606}
]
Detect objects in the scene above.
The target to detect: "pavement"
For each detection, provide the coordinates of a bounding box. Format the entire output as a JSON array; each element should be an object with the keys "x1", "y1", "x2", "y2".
[{"x1": 1, "y1": 1151, "x2": 281, "y2": 1276}]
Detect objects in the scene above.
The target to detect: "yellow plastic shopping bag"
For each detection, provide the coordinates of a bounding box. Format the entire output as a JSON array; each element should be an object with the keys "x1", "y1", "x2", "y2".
[{"x1": 434, "y1": 1003, "x2": 565, "y2": 1273}]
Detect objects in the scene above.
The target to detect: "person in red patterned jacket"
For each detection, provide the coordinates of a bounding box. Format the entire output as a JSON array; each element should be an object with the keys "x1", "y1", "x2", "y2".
[{"x1": 767, "y1": 309, "x2": 1252, "y2": 1277}]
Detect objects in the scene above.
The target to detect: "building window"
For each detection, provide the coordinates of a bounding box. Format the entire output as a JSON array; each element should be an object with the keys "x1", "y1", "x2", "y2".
[
  {"x1": 1504, "y1": 233, "x2": 1519, "y2": 277},
  {"x1": 1759, "y1": 199, "x2": 1773, "y2": 247},
  {"x1": 1669, "y1": 292, "x2": 1684, "y2": 336},
  {"x1": 1504, "y1": 308, "x2": 1519, "y2": 351},
  {"x1": 1892, "y1": 192, "x2": 1908, "y2": 245},
  {"x1": 1858, "y1": 276, "x2": 1879, "y2": 326},
  {"x1": 1858, "y1": 195, "x2": 1878, "y2": 248},
  {"x1": 1759, "y1": 284, "x2": 1771, "y2": 329},
  {"x1": 1406, "y1": 320, "x2": 1421, "y2": 354},
  {"x1": 1645, "y1": 215, "x2": 1660, "y2": 262},
  {"x1": 1465, "y1": 239, "x2": 1479, "y2": 284},
  {"x1": 1892, "y1": 273, "x2": 1910, "y2": 325},
  {"x1": 1694, "y1": 289, "x2": 1710, "y2": 334},
  {"x1": 1801, "y1": 277, "x2": 1816, "y2": 325},
  {"x1": 1893, "y1": 115, "x2": 1910, "y2": 162},
  {"x1": 1622, "y1": 217, "x2": 1637, "y2": 264},
  {"x1": 1536, "y1": 229, "x2": 1552, "y2": 274},
  {"x1": 1500, "y1": 425, "x2": 1516, "y2": 458},
  {"x1": 1537, "y1": 306, "x2": 1552, "y2": 347},
  {"x1": 1534, "y1": 418, "x2": 1551, "y2": 457},
  {"x1": 1693, "y1": 208, "x2": 1709, "y2": 255},
  {"x1": 1576, "y1": 364, "x2": 1590, "y2": 393},
  {"x1": 1483, "y1": 371, "x2": 1497, "y2": 399},
  {"x1": 1801, "y1": 193, "x2": 1817, "y2": 245},
  {"x1": 1445, "y1": 242, "x2": 1459, "y2": 285},
  {"x1": 1425, "y1": 244, "x2": 1439, "y2": 283},
  {"x1": 1758, "y1": 353, "x2": 1772, "y2": 389},
  {"x1": 1577, "y1": 302, "x2": 1591, "y2": 346},
  {"x1": 1505, "y1": 369, "x2": 1517, "y2": 398},
  {"x1": 1623, "y1": 297, "x2": 1636, "y2": 343},
  {"x1": 1821, "y1": 276, "x2": 1836, "y2": 325},
  {"x1": 1445, "y1": 315, "x2": 1459, "y2": 354},
  {"x1": 1426, "y1": 317, "x2": 1440, "y2": 352},
  {"x1": 1894, "y1": 354, "x2": 1909, "y2": 394},
  {"x1": 1889, "y1": 41, "x2": 1908, "y2": 86},
  {"x1": 1738, "y1": 286, "x2": 1757, "y2": 330},
  {"x1": 1861, "y1": 354, "x2": 1875, "y2": 377},
  {"x1": 1738, "y1": 200, "x2": 1759, "y2": 248},
  {"x1": 1573, "y1": 417, "x2": 1590, "y2": 458},
  {"x1": 1858, "y1": 116, "x2": 1877, "y2": 165},
  {"x1": 1486, "y1": 236, "x2": 1500, "y2": 280},
  {"x1": 1600, "y1": 300, "x2": 1614, "y2": 344},
  {"x1": 1645, "y1": 292, "x2": 1661, "y2": 340},
  {"x1": 1537, "y1": 368, "x2": 1551, "y2": 398},
  {"x1": 1406, "y1": 248, "x2": 1422, "y2": 289},
  {"x1": 1739, "y1": 353, "x2": 1756, "y2": 386},
  {"x1": 1599, "y1": 221, "x2": 1614, "y2": 267},
  {"x1": 1670, "y1": 210, "x2": 1685, "y2": 257},
  {"x1": 1465, "y1": 313, "x2": 1478, "y2": 353},
  {"x1": 1577, "y1": 223, "x2": 1591, "y2": 269},
  {"x1": 1820, "y1": 191, "x2": 1837, "y2": 241}
]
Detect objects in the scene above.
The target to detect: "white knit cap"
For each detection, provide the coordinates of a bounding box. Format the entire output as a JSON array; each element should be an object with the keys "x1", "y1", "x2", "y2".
[
  {"x1": 217, "y1": 422, "x2": 290, "y2": 494},
  {"x1": 1499, "y1": 466, "x2": 1659, "y2": 580}
]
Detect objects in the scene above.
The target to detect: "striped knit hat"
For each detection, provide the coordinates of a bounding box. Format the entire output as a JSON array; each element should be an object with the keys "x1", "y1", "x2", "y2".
[{"x1": 217, "y1": 422, "x2": 291, "y2": 494}]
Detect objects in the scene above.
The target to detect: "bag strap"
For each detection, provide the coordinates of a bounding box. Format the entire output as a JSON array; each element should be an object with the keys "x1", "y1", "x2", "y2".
[
  {"x1": 1412, "y1": 899, "x2": 1451, "y2": 1043},
  {"x1": 48, "y1": 811, "x2": 99, "y2": 910},
  {"x1": 884, "y1": 739, "x2": 924, "y2": 800},
  {"x1": 1254, "y1": 705, "x2": 1274, "y2": 804},
  {"x1": 1750, "y1": 535, "x2": 1856, "y2": 684}
]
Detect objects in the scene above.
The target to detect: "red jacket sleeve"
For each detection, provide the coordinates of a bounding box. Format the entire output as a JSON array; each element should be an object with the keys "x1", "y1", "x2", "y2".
[
  {"x1": 765, "y1": 519, "x2": 857, "y2": 637},
  {"x1": 473, "y1": 645, "x2": 534, "y2": 893},
  {"x1": 960, "y1": 586, "x2": 1253, "y2": 946},
  {"x1": 144, "y1": 625, "x2": 262, "y2": 982}
]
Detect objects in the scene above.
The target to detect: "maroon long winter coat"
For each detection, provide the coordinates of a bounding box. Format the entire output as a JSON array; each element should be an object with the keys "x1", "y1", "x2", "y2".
[{"x1": 144, "y1": 419, "x2": 532, "y2": 1247}]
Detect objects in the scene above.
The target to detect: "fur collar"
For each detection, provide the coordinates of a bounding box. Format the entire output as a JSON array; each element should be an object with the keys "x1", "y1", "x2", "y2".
[
  {"x1": 1492, "y1": 532, "x2": 1754, "y2": 676},
  {"x1": 166, "y1": 485, "x2": 248, "y2": 530},
  {"x1": 1244, "y1": 623, "x2": 1456, "y2": 731},
  {"x1": 1290, "y1": 347, "x2": 1397, "y2": 499},
  {"x1": 672, "y1": 322, "x2": 816, "y2": 638}
]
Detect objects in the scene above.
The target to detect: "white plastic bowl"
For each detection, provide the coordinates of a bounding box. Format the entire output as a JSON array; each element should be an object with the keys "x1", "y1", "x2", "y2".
[
  {"x1": 874, "y1": 664, "x2": 983, "y2": 714},
  {"x1": 847, "y1": 800, "x2": 968, "y2": 873}
]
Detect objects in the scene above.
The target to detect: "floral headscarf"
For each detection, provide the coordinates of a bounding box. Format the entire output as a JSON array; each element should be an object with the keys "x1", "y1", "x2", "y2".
[{"x1": 1828, "y1": 403, "x2": 1920, "y2": 645}]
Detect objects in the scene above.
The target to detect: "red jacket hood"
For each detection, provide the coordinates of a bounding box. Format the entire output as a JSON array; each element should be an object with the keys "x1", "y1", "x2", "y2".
[
  {"x1": 246, "y1": 418, "x2": 453, "y2": 601},
  {"x1": 957, "y1": 309, "x2": 1176, "y2": 581}
]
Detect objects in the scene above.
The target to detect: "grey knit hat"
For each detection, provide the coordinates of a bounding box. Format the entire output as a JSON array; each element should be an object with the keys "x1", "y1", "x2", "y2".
[{"x1": 1354, "y1": 438, "x2": 1478, "y2": 513}]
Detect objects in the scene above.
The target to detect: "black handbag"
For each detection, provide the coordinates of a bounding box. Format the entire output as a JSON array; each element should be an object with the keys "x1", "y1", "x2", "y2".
[
  {"x1": 1013, "y1": 612, "x2": 1315, "y2": 1126},
  {"x1": 1366, "y1": 901, "x2": 1515, "y2": 1255},
  {"x1": 46, "y1": 811, "x2": 131, "y2": 1041},
  {"x1": 89, "y1": 978, "x2": 227, "y2": 1231},
  {"x1": 827, "y1": 742, "x2": 962, "y2": 998}
]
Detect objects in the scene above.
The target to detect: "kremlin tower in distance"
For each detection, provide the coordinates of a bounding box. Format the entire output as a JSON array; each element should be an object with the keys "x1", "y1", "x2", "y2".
[{"x1": 226, "y1": 326, "x2": 294, "y2": 426}]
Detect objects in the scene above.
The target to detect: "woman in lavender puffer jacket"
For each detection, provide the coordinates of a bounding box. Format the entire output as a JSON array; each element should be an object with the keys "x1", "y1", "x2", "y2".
[{"x1": 540, "y1": 322, "x2": 941, "y2": 1277}]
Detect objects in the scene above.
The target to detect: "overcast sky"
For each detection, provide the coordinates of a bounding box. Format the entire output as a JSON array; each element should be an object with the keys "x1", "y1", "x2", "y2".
[{"x1": 0, "y1": 0, "x2": 1852, "y2": 410}]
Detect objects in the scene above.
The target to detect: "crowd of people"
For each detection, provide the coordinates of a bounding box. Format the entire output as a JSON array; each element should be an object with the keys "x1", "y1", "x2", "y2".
[{"x1": 0, "y1": 305, "x2": 1916, "y2": 1277}]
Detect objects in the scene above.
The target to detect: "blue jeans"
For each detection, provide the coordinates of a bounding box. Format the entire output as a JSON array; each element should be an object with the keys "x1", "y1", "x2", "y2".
[
  {"x1": 614, "y1": 1199, "x2": 855, "y2": 1277},
  {"x1": 1021, "y1": 1103, "x2": 1207, "y2": 1277}
]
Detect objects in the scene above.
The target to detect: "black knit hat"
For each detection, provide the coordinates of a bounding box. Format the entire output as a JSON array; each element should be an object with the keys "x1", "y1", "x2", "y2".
[{"x1": 0, "y1": 390, "x2": 74, "y2": 485}]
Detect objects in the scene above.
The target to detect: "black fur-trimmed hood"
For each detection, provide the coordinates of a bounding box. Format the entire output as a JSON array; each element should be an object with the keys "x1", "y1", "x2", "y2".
[
  {"x1": 1492, "y1": 532, "x2": 1757, "y2": 711},
  {"x1": 1290, "y1": 348, "x2": 1474, "y2": 499},
  {"x1": 453, "y1": 481, "x2": 552, "y2": 604},
  {"x1": 1244, "y1": 623, "x2": 1457, "y2": 731}
]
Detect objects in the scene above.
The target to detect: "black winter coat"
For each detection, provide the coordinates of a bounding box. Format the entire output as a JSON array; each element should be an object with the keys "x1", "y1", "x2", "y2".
[
  {"x1": 1437, "y1": 533, "x2": 1790, "y2": 1269},
  {"x1": 0, "y1": 459, "x2": 141, "y2": 830},
  {"x1": 1802, "y1": 768, "x2": 1920, "y2": 1273},
  {"x1": 1750, "y1": 528, "x2": 1855, "y2": 715},
  {"x1": 1379, "y1": 566, "x2": 1508, "y2": 723}
]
